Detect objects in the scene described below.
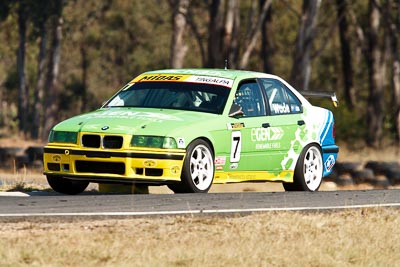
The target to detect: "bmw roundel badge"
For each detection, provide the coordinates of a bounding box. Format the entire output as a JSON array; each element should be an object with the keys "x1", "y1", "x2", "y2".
[{"x1": 101, "y1": 126, "x2": 109, "y2": 130}]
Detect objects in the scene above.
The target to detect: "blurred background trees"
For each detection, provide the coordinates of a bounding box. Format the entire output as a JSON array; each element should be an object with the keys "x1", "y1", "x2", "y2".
[{"x1": 0, "y1": 0, "x2": 399, "y2": 147}]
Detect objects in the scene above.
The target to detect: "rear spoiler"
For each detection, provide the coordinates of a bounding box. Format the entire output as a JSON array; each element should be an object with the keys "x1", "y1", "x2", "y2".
[{"x1": 299, "y1": 91, "x2": 339, "y2": 108}]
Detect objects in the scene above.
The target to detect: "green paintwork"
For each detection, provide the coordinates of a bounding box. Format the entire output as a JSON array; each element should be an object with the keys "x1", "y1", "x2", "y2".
[{"x1": 45, "y1": 68, "x2": 338, "y2": 184}]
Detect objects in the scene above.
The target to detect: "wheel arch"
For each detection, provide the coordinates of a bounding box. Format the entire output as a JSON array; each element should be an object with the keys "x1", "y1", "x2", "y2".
[
  {"x1": 293, "y1": 142, "x2": 322, "y2": 168},
  {"x1": 186, "y1": 136, "x2": 215, "y2": 158},
  {"x1": 179, "y1": 137, "x2": 215, "y2": 193},
  {"x1": 300, "y1": 141, "x2": 323, "y2": 160},
  {"x1": 284, "y1": 142, "x2": 324, "y2": 192},
  {"x1": 307, "y1": 142, "x2": 322, "y2": 152}
]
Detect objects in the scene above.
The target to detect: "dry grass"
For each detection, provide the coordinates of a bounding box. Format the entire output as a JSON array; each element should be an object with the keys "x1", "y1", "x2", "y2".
[
  {"x1": 336, "y1": 141, "x2": 400, "y2": 163},
  {"x1": 0, "y1": 169, "x2": 47, "y2": 191},
  {"x1": 1, "y1": 208, "x2": 400, "y2": 267}
]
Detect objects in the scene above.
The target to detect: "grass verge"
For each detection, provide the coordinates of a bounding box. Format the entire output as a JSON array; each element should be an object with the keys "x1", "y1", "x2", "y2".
[{"x1": 1, "y1": 208, "x2": 399, "y2": 267}]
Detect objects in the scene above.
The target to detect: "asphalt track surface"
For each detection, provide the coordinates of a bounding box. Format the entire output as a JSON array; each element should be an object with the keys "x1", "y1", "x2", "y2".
[{"x1": 1, "y1": 189, "x2": 400, "y2": 218}]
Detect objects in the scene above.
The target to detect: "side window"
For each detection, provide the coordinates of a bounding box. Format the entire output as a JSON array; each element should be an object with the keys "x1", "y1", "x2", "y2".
[
  {"x1": 286, "y1": 89, "x2": 302, "y2": 113},
  {"x1": 233, "y1": 81, "x2": 265, "y2": 117},
  {"x1": 261, "y1": 79, "x2": 302, "y2": 115}
]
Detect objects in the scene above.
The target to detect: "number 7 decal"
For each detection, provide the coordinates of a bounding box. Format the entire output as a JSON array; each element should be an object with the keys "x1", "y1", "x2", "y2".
[{"x1": 230, "y1": 131, "x2": 242, "y2": 163}]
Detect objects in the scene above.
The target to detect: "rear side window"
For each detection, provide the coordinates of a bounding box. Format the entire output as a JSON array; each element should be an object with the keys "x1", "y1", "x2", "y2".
[{"x1": 260, "y1": 79, "x2": 302, "y2": 115}]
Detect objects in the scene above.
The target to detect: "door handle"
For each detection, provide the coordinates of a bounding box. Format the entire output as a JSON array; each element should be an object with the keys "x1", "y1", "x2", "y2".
[
  {"x1": 297, "y1": 120, "x2": 305, "y2": 126},
  {"x1": 262, "y1": 123, "x2": 271, "y2": 128}
]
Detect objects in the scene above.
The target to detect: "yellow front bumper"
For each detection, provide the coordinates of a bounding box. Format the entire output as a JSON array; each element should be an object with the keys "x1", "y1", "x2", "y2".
[{"x1": 43, "y1": 145, "x2": 186, "y2": 183}]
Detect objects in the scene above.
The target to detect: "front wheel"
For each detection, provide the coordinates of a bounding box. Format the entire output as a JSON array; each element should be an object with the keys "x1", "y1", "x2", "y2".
[
  {"x1": 283, "y1": 144, "x2": 323, "y2": 191},
  {"x1": 178, "y1": 139, "x2": 214, "y2": 193},
  {"x1": 47, "y1": 175, "x2": 89, "y2": 195}
]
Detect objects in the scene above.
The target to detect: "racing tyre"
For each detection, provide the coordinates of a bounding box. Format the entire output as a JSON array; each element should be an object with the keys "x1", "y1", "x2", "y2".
[
  {"x1": 167, "y1": 183, "x2": 187, "y2": 194},
  {"x1": 179, "y1": 139, "x2": 214, "y2": 193},
  {"x1": 283, "y1": 144, "x2": 323, "y2": 191},
  {"x1": 47, "y1": 175, "x2": 89, "y2": 195}
]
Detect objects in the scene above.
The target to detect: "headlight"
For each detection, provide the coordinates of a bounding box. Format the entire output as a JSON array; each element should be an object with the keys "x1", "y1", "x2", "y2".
[
  {"x1": 48, "y1": 130, "x2": 78, "y2": 144},
  {"x1": 131, "y1": 136, "x2": 177, "y2": 149}
]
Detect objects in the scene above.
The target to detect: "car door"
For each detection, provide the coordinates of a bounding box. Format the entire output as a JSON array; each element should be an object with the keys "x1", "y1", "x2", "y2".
[
  {"x1": 225, "y1": 80, "x2": 271, "y2": 173},
  {"x1": 257, "y1": 78, "x2": 305, "y2": 171},
  {"x1": 223, "y1": 78, "x2": 305, "y2": 177}
]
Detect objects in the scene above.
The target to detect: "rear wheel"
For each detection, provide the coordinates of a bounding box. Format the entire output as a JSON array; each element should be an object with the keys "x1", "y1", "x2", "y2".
[
  {"x1": 177, "y1": 139, "x2": 214, "y2": 193},
  {"x1": 47, "y1": 175, "x2": 89, "y2": 195},
  {"x1": 283, "y1": 144, "x2": 323, "y2": 191}
]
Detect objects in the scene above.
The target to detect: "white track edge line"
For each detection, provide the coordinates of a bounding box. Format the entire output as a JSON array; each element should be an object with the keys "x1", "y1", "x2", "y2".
[{"x1": 1, "y1": 202, "x2": 400, "y2": 217}]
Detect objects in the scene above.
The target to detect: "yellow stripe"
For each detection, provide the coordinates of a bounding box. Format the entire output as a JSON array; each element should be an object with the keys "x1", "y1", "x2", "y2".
[
  {"x1": 131, "y1": 74, "x2": 192, "y2": 83},
  {"x1": 214, "y1": 170, "x2": 293, "y2": 183}
]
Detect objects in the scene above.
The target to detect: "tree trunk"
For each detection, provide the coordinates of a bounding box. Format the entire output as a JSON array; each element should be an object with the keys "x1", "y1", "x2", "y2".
[
  {"x1": 80, "y1": 43, "x2": 88, "y2": 112},
  {"x1": 336, "y1": 0, "x2": 356, "y2": 109},
  {"x1": 31, "y1": 28, "x2": 47, "y2": 139},
  {"x1": 395, "y1": 0, "x2": 400, "y2": 145},
  {"x1": 290, "y1": 0, "x2": 321, "y2": 90},
  {"x1": 42, "y1": 12, "x2": 63, "y2": 140},
  {"x1": 239, "y1": 0, "x2": 272, "y2": 69},
  {"x1": 187, "y1": 7, "x2": 207, "y2": 66},
  {"x1": 222, "y1": 0, "x2": 239, "y2": 69},
  {"x1": 207, "y1": 0, "x2": 242, "y2": 68},
  {"x1": 261, "y1": 0, "x2": 274, "y2": 73},
  {"x1": 366, "y1": 0, "x2": 385, "y2": 147},
  {"x1": 17, "y1": 1, "x2": 28, "y2": 134},
  {"x1": 207, "y1": 0, "x2": 225, "y2": 68},
  {"x1": 385, "y1": 0, "x2": 400, "y2": 144},
  {"x1": 348, "y1": 8, "x2": 367, "y2": 68},
  {"x1": 169, "y1": 0, "x2": 190, "y2": 68}
]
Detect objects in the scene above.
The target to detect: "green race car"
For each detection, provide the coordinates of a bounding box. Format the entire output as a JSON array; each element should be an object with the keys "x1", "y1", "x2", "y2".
[{"x1": 44, "y1": 69, "x2": 339, "y2": 194}]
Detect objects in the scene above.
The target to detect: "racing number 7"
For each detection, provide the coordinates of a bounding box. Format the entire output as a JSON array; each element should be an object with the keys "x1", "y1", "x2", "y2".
[{"x1": 230, "y1": 131, "x2": 242, "y2": 163}]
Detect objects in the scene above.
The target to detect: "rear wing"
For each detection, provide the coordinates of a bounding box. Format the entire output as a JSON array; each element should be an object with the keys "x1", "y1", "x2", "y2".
[{"x1": 299, "y1": 91, "x2": 339, "y2": 108}]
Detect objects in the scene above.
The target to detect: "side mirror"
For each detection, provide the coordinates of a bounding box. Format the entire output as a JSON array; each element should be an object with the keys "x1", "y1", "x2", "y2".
[{"x1": 229, "y1": 103, "x2": 244, "y2": 118}]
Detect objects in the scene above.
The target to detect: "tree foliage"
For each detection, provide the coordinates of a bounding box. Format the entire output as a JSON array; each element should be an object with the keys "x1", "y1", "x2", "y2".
[{"x1": 0, "y1": 0, "x2": 399, "y2": 147}]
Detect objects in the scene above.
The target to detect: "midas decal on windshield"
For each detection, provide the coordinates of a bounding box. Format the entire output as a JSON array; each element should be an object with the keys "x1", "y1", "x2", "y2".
[
  {"x1": 132, "y1": 74, "x2": 190, "y2": 83},
  {"x1": 131, "y1": 74, "x2": 234, "y2": 87}
]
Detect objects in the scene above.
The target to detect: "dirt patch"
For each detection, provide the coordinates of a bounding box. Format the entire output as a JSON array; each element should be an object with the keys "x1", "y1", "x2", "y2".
[{"x1": 0, "y1": 137, "x2": 45, "y2": 149}]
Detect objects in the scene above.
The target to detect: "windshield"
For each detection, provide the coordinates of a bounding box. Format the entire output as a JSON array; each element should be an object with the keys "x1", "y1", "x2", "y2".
[{"x1": 104, "y1": 82, "x2": 230, "y2": 114}]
